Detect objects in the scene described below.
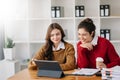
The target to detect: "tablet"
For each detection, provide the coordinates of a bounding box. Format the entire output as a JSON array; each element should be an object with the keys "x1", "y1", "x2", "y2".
[{"x1": 34, "y1": 60, "x2": 65, "y2": 78}]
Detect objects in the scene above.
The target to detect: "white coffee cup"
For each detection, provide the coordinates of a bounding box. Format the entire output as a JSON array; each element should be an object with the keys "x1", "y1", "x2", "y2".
[{"x1": 96, "y1": 57, "x2": 104, "y2": 69}]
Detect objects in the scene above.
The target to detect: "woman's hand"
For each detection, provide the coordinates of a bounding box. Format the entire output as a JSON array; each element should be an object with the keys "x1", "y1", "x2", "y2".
[
  {"x1": 80, "y1": 43, "x2": 93, "y2": 51},
  {"x1": 31, "y1": 58, "x2": 37, "y2": 65},
  {"x1": 97, "y1": 62, "x2": 106, "y2": 69}
]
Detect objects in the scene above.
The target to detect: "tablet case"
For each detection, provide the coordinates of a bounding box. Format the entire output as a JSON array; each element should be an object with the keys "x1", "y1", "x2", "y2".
[{"x1": 34, "y1": 60, "x2": 65, "y2": 78}]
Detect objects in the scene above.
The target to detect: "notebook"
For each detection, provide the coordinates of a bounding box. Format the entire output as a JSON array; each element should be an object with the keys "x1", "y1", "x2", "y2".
[{"x1": 34, "y1": 60, "x2": 65, "y2": 78}]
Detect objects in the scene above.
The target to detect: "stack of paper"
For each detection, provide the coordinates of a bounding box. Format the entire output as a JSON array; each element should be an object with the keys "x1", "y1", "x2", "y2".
[
  {"x1": 72, "y1": 68, "x2": 100, "y2": 76},
  {"x1": 101, "y1": 66, "x2": 120, "y2": 80},
  {"x1": 111, "y1": 66, "x2": 120, "y2": 80}
]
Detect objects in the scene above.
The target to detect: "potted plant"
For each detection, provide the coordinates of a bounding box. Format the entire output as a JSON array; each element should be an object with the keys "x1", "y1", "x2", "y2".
[{"x1": 3, "y1": 37, "x2": 15, "y2": 60}]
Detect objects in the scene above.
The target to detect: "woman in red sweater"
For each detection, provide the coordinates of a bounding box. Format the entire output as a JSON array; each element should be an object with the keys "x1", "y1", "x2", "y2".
[{"x1": 77, "y1": 18, "x2": 120, "y2": 69}]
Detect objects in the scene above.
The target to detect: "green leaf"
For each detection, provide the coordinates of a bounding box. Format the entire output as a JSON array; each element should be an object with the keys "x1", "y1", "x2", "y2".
[{"x1": 5, "y1": 37, "x2": 15, "y2": 48}]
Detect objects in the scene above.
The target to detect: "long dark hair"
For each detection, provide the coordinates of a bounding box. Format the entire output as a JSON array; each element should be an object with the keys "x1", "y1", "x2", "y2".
[
  {"x1": 78, "y1": 18, "x2": 96, "y2": 37},
  {"x1": 44, "y1": 23, "x2": 65, "y2": 60}
]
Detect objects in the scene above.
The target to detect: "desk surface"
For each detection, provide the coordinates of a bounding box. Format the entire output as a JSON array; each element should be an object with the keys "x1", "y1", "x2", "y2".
[{"x1": 8, "y1": 69, "x2": 101, "y2": 80}]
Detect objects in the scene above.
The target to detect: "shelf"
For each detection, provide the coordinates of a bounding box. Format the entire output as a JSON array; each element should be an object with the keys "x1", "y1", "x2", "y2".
[
  {"x1": 28, "y1": 18, "x2": 51, "y2": 20},
  {"x1": 14, "y1": 41, "x2": 29, "y2": 44},
  {"x1": 4, "y1": 0, "x2": 120, "y2": 60},
  {"x1": 0, "y1": 60, "x2": 20, "y2": 80},
  {"x1": 100, "y1": 0, "x2": 120, "y2": 16},
  {"x1": 100, "y1": 16, "x2": 120, "y2": 19},
  {"x1": 20, "y1": 59, "x2": 29, "y2": 70},
  {"x1": 51, "y1": 17, "x2": 74, "y2": 20},
  {"x1": 110, "y1": 40, "x2": 120, "y2": 43},
  {"x1": 100, "y1": 18, "x2": 120, "y2": 40},
  {"x1": 29, "y1": 40, "x2": 45, "y2": 43},
  {"x1": 75, "y1": 17, "x2": 99, "y2": 20},
  {"x1": 51, "y1": 0, "x2": 75, "y2": 17},
  {"x1": 28, "y1": 0, "x2": 51, "y2": 18}
]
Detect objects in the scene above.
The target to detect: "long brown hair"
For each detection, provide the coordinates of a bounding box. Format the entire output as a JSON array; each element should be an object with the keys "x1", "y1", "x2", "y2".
[{"x1": 44, "y1": 23, "x2": 65, "y2": 60}]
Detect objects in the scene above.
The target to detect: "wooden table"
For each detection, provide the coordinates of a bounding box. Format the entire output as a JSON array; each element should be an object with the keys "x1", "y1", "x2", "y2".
[{"x1": 8, "y1": 69, "x2": 101, "y2": 80}]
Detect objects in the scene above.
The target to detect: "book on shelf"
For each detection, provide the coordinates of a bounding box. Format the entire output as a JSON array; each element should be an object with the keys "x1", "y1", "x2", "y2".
[
  {"x1": 100, "y1": 29, "x2": 111, "y2": 40},
  {"x1": 104, "y1": 5, "x2": 110, "y2": 16},
  {"x1": 75, "y1": 6, "x2": 80, "y2": 17},
  {"x1": 51, "y1": 6, "x2": 56, "y2": 18},
  {"x1": 100, "y1": 5, "x2": 110, "y2": 17},
  {"x1": 51, "y1": 6, "x2": 64, "y2": 18},
  {"x1": 80, "y1": 6, "x2": 85, "y2": 17},
  {"x1": 100, "y1": 5, "x2": 104, "y2": 17},
  {"x1": 75, "y1": 5, "x2": 85, "y2": 17}
]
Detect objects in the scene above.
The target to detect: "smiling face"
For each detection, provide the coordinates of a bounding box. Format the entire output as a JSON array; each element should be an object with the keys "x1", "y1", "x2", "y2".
[
  {"x1": 78, "y1": 28, "x2": 93, "y2": 44},
  {"x1": 50, "y1": 28, "x2": 62, "y2": 45}
]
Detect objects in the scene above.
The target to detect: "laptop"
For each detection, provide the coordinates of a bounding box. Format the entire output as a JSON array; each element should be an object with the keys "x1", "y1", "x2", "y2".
[{"x1": 34, "y1": 60, "x2": 65, "y2": 78}]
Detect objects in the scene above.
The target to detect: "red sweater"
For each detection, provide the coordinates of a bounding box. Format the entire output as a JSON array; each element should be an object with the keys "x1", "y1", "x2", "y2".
[{"x1": 77, "y1": 37, "x2": 120, "y2": 68}]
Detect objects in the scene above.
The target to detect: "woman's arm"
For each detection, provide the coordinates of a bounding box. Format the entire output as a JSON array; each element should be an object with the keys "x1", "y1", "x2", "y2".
[
  {"x1": 106, "y1": 41, "x2": 120, "y2": 68},
  {"x1": 28, "y1": 46, "x2": 45, "y2": 70},
  {"x1": 77, "y1": 46, "x2": 89, "y2": 68},
  {"x1": 60, "y1": 44, "x2": 76, "y2": 71},
  {"x1": 80, "y1": 42, "x2": 93, "y2": 51}
]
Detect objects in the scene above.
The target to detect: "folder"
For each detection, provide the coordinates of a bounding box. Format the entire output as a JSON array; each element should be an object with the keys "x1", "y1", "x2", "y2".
[
  {"x1": 80, "y1": 6, "x2": 85, "y2": 17},
  {"x1": 104, "y1": 5, "x2": 110, "y2": 16},
  {"x1": 105, "y1": 29, "x2": 110, "y2": 40},
  {"x1": 100, "y1": 29, "x2": 105, "y2": 38},
  {"x1": 51, "y1": 6, "x2": 56, "y2": 18},
  {"x1": 75, "y1": 6, "x2": 80, "y2": 17},
  {"x1": 100, "y1": 5, "x2": 105, "y2": 16}
]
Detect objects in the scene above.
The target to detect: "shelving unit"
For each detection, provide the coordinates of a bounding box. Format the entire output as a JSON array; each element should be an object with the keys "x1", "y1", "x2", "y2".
[
  {"x1": 100, "y1": 0, "x2": 120, "y2": 56},
  {"x1": 0, "y1": 60, "x2": 20, "y2": 80},
  {"x1": 4, "y1": 0, "x2": 120, "y2": 66}
]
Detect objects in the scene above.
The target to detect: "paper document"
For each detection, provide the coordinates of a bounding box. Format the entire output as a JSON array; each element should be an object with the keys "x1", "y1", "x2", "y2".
[
  {"x1": 101, "y1": 66, "x2": 120, "y2": 80},
  {"x1": 72, "y1": 68, "x2": 100, "y2": 76},
  {"x1": 111, "y1": 66, "x2": 120, "y2": 78},
  {"x1": 111, "y1": 66, "x2": 120, "y2": 72}
]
